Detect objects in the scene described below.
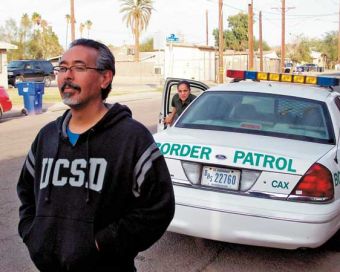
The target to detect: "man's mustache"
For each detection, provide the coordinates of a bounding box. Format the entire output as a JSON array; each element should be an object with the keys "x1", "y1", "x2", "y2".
[{"x1": 61, "y1": 81, "x2": 81, "y2": 92}]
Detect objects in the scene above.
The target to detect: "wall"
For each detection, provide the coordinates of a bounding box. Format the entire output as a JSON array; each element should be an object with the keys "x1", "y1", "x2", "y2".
[
  {"x1": 164, "y1": 44, "x2": 216, "y2": 82},
  {"x1": 0, "y1": 49, "x2": 7, "y2": 89},
  {"x1": 224, "y1": 53, "x2": 280, "y2": 73}
]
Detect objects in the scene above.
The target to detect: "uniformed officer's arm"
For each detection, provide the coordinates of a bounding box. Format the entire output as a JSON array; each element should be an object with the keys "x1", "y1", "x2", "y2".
[{"x1": 164, "y1": 107, "x2": 177, "y2": 125}]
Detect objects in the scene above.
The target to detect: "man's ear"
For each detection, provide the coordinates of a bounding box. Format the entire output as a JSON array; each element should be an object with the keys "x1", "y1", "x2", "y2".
[{"x1": 100, "y1": 70, "x2": 113, "y2": 90}]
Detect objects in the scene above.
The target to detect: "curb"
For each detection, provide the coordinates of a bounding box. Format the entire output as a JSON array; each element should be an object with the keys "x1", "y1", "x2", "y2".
[
  {"x1": 47, "y1": 91, "x2": 161, "y2": 112},
  {"x1": 2, "y1": 107, "x2": 26, "y2": 119},
  {"x1": 2, "y1": 89, "x2": 161, "y2": 119}
]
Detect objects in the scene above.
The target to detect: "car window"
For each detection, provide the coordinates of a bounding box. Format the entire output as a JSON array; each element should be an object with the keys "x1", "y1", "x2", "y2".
[
  {"x1": 33, "y1": 62, "x2": 42, "y2": 69},
  {"x1": 176, "y1": 91, "x2": 334, "y2": 144},
  {"x1": 168, "y1": 84, "x2": 203, "y2": 113},
  {"x1": 39, "y1": 61, "x2": 53, "y2": 72},
  {"x1": 8, "y1": 61, "x2": 25, "y2": 69},
  {"x1": 335, "y1": 96, "x2": 340, "y2": 111}
]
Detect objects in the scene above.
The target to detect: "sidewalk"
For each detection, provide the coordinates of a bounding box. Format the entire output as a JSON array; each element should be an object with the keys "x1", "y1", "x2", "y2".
[
  {"x1": 2, "y1": 83, "x2": 161, "y2": 119},
  {"x1": 47, "y1": 90, "x2": 161, "y2": 112}
]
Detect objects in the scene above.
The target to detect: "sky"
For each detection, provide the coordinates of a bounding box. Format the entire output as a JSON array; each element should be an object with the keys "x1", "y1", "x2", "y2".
[{"x1": 0, "y1": 0, "x2": 338, "y2": 50}]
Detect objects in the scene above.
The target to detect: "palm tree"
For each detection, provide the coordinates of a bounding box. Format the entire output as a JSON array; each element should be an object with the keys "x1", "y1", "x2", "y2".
[
  {"x1": 20, "y1": 13, "x2": 31, "y2": 58},
  {"x1": 120, "y1": 0, "x2": 154, "y2": 62},
  {"x1": 31, "y1": 12, "x2": 42, "y2": 27},
  {"x1": 65, "y1": 14, "x2": 71, "y2": 49},
  {"x1": 40, "y1": 19, "x2": 48, "y2": 30},
  {"x1": 79, "y1": 23, "x2": 85, "y2": 38},
  {"x1": 40, "y1": 19, "x2": 49, "y2": 58},
  {"x1": 85, "y1": 20, "x2": 93, "y2": 38}
]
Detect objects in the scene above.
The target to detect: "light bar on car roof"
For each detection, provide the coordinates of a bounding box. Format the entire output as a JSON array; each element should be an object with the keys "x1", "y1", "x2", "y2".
[{"x1": 226, "y1": 70, "x2": 339, "y2": 87}]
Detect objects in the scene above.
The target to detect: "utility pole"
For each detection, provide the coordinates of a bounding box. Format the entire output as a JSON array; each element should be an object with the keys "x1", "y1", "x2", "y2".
[
  {"x1": 271, "y1": 1, "x2": 294, "y2": 72},
  {"x1": 70, "y1": 0, "x2": 76, "y2": 42},
  {"x1": 206, "y1": 9, "x2": 209, "y2": 46},
  {"x1": 281, "y1": 0, "x2": 285, "y2": 73},
  {"x1": 218, "y1": 0, "x2": 224, "y2": 83},
  {"x1": 248, "y1": 1, "x2": 254, "y2": 70},
  {"x1": 259, "y1": 11, "x2": 263, "y2": 71}
]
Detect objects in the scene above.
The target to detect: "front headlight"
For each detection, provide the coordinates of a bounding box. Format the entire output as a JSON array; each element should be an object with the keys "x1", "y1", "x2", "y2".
[{"x1": 181, "y1": 161, "x2": 202, "y2": 185}]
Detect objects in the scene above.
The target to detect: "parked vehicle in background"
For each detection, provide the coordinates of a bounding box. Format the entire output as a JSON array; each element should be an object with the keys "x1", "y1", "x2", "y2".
[
  {"x1": 0, "y1": 86, "x2": 12, "y2": 120},
  {"x1": 7, "y1": 60, "x2": 55, "y2": 87},
  {"x1": 304, "y1": 63, "x2": 318, "y2": 72},
  {"x1": 295, "y1": 63, "x2": 324, "y2": 73},
  {"x1": 284, "y1": 62, "x2": 293, "y2": 73}
]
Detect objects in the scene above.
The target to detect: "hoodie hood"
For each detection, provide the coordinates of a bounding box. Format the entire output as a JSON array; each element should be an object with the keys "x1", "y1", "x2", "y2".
[{"x1": 57, "y1": 103, "x2": 132, "y2": 139}]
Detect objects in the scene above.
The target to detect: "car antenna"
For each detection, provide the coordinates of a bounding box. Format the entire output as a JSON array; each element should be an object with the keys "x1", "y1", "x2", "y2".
[{"x1": 334, "y1": 128, "x2": 340, "y2": 164}]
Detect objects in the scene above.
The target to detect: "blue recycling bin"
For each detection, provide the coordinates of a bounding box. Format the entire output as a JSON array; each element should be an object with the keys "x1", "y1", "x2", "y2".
[{"x1": 17, "y1": 82, "x2": 45, "y2": 114}]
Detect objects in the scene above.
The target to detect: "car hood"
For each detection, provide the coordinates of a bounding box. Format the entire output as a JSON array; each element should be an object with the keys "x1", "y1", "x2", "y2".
[{"x1": 153, "y1": 127, "x2": 334, "y2": 175}]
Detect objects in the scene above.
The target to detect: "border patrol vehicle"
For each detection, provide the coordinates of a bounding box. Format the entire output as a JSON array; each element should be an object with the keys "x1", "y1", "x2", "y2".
[{"x1": 154, "y1": 70, "x2": 340, "y2": 249}]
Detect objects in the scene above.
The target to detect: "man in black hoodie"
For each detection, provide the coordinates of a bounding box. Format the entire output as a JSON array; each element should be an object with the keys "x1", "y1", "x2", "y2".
[{"x1": 17, "y1": 39, "x2": 175, "y2": 272}]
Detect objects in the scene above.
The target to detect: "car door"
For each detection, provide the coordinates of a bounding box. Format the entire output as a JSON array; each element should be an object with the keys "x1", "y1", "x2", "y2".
[
  {"x1": 157, "y1": 78, "x2": 209, "y2": 131},
  {"x1": 22, "y1": 62, "x2": 37, "y2": 82},
  {"x1": 32, "y1": 61, "x2": 45, "y2": 82}
]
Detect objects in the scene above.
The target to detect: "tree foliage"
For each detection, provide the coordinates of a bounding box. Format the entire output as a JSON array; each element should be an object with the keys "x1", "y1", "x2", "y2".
[
  {"x1": 120, "y1": 0, "x2": 154, "y2": 61},
  {"x1": 140, "y1": 37, "x2": 153, "y2": 52},
  {"x1": 287, "y1": 32, "x2": 338, "y2": 68},
  {"x1": 288, "y1": 37, "x2": 312, "y2": 64},
  {"x1": 213, "y1": 12, "x2": 271, "y2": 52},
  {"x1": 313, "y1": 31, "x2": 337, "y2": 68},
  {"x1": 85, "y1": 20, "x2": 93, "y2": 38},
  {"x1": 0, "y1": 13, "x2": 63, "y2": 61},
  {"x1": 225, "y1": 13, "x2": 248, "y2": 51}
]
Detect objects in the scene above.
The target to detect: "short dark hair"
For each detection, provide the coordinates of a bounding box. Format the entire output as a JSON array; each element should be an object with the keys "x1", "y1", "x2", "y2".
[
  {"x1": 69, "y1": 39, "x2": 115, "y2": 100},
  {"x1": 177, "y1": 80, "x2": 191, "y2": 90}
]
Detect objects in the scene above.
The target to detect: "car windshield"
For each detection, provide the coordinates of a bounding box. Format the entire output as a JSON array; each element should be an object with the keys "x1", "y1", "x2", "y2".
[
  {"x1": 7, "y1": 61, "x2": 25, "y2": 69},
  {"x1": 176, "y1": 91, "x2": 335, "y2": 144}
]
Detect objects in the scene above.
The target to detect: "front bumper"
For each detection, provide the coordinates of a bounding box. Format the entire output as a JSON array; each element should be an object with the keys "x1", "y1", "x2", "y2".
[{"x1": 168, "y1": 185, "x2": 340, "y2": 249}]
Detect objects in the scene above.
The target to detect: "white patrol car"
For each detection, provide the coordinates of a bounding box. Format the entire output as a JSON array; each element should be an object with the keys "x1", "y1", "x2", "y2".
[{"x1": 154, "y1": 70, "x2": 340, "y2": 250}]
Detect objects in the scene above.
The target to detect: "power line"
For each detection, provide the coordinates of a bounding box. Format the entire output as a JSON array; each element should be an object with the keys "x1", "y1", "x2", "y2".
[{"x1": 206, "y1": 0, "x2": 337, "y2": 19}]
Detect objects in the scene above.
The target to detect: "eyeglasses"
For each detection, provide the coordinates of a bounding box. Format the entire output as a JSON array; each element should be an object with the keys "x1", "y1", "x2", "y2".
[{"x1": 53, "y1": 65, "x2": 104, "y2": 73}]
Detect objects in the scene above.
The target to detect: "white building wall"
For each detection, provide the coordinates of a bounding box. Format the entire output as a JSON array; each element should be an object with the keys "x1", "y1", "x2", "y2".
[
  {"x1": 0, "y1": 50, "x2": 8, "y2": 89},
  {"x1": 164, "y1": 44, "x2": 216, "y2": 82},
  {"x1": 0, "y1": 42, "x2": 18, "y2": 89}
]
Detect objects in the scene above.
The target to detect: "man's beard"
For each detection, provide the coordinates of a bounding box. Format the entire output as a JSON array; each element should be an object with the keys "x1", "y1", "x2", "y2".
[{"x1": 61, "y1": 81, "x2": 82, "y2": 107}]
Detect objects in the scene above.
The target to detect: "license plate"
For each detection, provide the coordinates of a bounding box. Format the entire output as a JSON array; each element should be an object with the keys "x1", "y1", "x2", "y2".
[{"x1": 201, "y1": 166, "x2": 240, "y2": 190}]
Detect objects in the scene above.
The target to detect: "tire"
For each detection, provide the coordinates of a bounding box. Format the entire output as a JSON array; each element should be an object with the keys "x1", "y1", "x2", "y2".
[
  {"x1": 0, "y1": 107, "x2": 3, "y2": 122},
  {"x1": 44, "y1": 76, "x2": 52, "y2": 87}
]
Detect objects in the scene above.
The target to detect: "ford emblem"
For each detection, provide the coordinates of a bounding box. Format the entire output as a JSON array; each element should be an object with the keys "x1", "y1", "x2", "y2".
[{"x1": 215, "y1": 154, "x2": 227, "y2": 160}]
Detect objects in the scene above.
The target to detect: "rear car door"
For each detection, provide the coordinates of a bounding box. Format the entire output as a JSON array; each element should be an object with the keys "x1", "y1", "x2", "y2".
[
  {"x1": 32, "y1": 61, "x2": 45, "y2": 82},
  {"x1": 22, "y1": 62, "x2": 37, "y2": 82},
  {"x1": 157, "y1": 78, "x2": 209, "y2": 131}
]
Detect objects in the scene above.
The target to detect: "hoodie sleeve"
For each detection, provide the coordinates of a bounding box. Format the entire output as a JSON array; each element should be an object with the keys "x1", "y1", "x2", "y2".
[
  {"x1": 95, "y1": 142, "x2": 175, "y2": 257},
  {"x1": 17, "y1": 139, "x2": 38, "y2": 241}
]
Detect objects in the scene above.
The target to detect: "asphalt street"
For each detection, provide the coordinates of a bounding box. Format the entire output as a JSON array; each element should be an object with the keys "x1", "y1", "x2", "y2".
[{"x1": 1, "y1": 90, "x2": 340, "y2": 272}]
